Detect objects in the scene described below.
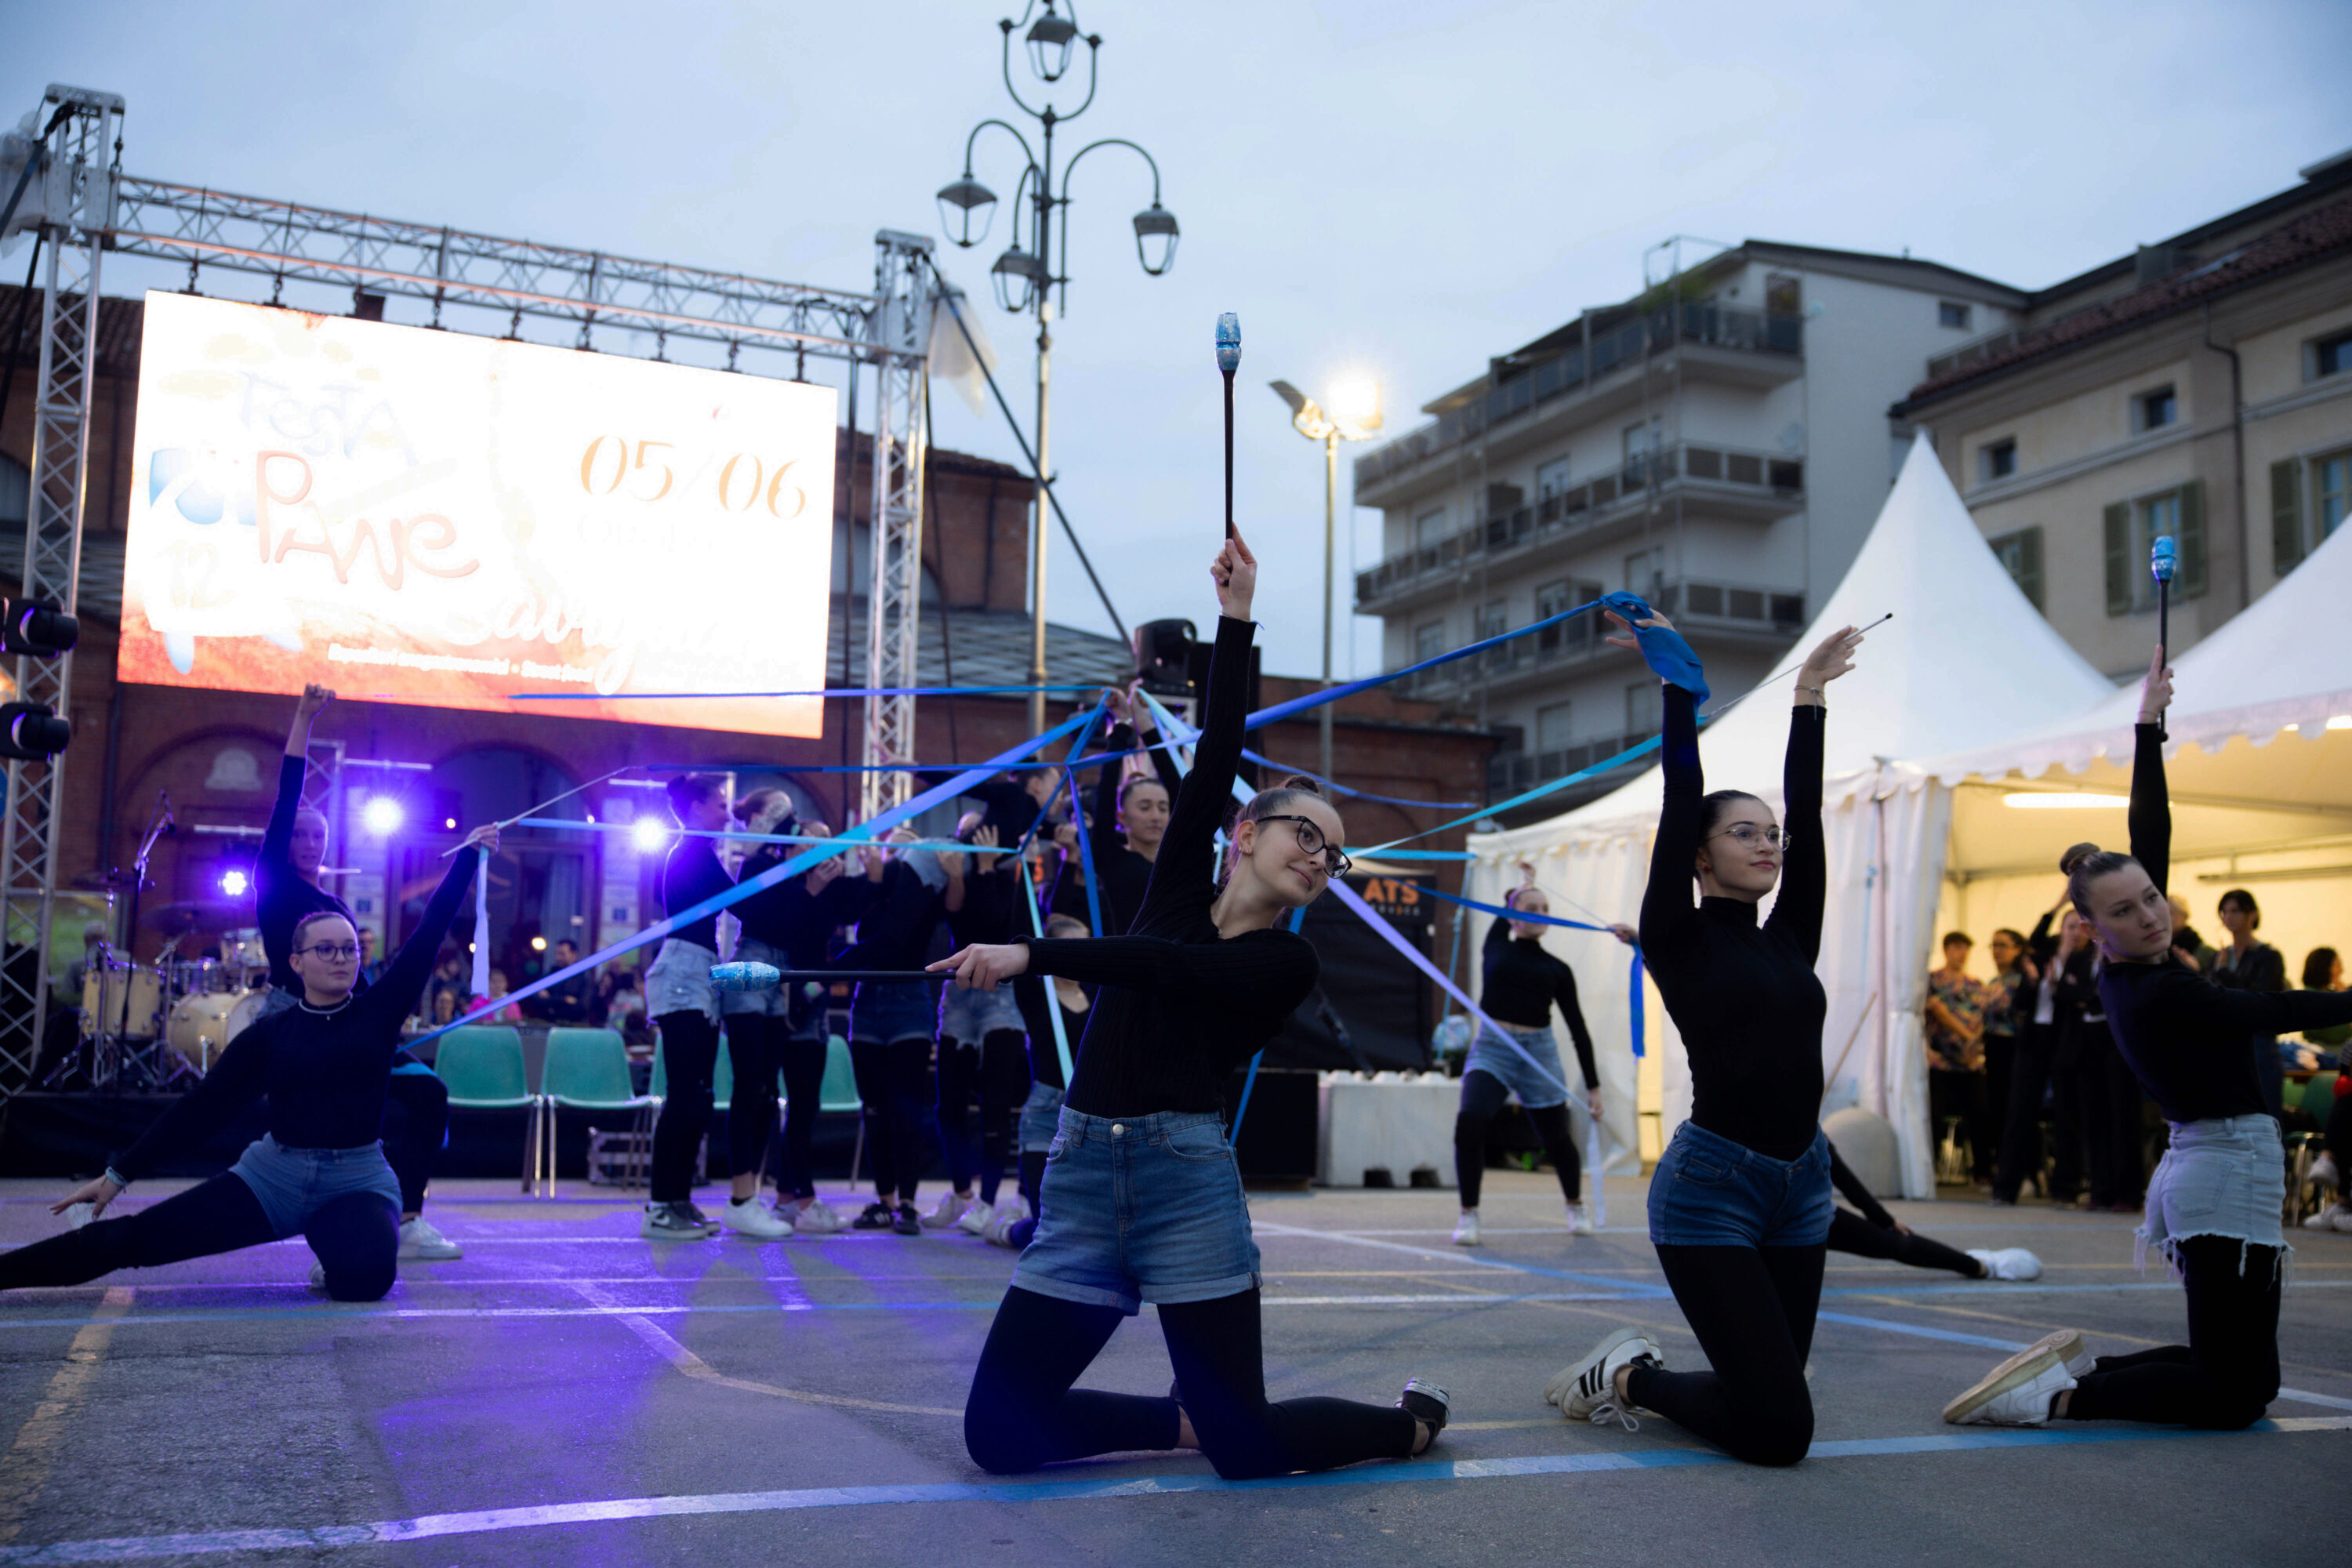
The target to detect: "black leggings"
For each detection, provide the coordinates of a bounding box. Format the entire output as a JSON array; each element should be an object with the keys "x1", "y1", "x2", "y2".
[
  {"x1": 652, "y1": 1011, "x2": 721, "y2": 1203},
  {"x1": 851, "y1": 1035, "x2": 934, "y2": 1203},
  {"x1": 382, "y1": 1069, "x2": 447, "y2": 1215},
  {"x1": 2076, "y1": 1025, "x2": 2145, "y2": 1207},
  {"x1": 2323, "y1": 1090, "x2": 2352, "y2": 1165},
  {"x1": 721, "y1": 1015, "x2": 826, "y2": 1189},
  {"x1": 0, "y1": 1172, "x2": 399, "y2": 1301},
  {"x1": 2063, "y1": 1236, "x2": 2281, "y2": 1429},
  {"x1": 1825, "y1": 1208, "x2": 1984, "y2": 1276},
  {"x1": 937, "y1": 1031, "x2": 1030, "y2": 1206},
  {"x1": 1454, "y1": 1069, "x2": 1581, "y2": 1207},
  {"x1": 964, "y1": 1285, "x2": 1417, "y2": 1479},
  {"x1": 1995, "y1": 1024, "x2": 2082, "y2": 1203},
  {"x1": 1625, "y1": 1242, "x2": 1826, "y2": 1466}
]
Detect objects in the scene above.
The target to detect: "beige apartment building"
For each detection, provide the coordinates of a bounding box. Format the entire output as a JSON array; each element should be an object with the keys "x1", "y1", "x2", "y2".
[
  {"x1": 1894, "y1": 150, "x2": 2352, "y2": 677},
  {"x1": 1352, "y1": 241, "x2": 2027, "y2": 819}
]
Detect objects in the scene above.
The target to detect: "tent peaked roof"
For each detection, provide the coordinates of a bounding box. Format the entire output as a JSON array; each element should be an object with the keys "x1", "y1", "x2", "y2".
[
  {"x1": 1920, "y1": 506, "x2": 2352, "y2": 783},
  {"x1": 1479, "y1": 433, "x2": 2114, "y2": 845}
]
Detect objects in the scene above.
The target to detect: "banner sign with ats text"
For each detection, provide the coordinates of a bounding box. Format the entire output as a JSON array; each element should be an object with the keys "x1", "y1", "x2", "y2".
[{"x1": 120, "y1": 291, "x2": 837, "y2": 737}]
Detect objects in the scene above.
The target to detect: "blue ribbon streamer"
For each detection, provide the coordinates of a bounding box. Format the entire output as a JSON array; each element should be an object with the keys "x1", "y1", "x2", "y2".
[
  {"x1": 1601, "y1": 591, "x2": 1709, "y2": 706},
  {"x1": 1060, "y1": 705, "x2": 1111, "y2": 946},
  {"x1": 1418, "y1": 885, "x2": 1647, "y2": 1059},
  {"x1": 508, "y1": 684, "x2": 1104, "y2": 701}
]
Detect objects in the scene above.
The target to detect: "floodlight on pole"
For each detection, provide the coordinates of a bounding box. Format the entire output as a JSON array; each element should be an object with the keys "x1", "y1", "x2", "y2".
[{"x1": 1268, "y1": 374, "x2": 1384, "y2": 781}]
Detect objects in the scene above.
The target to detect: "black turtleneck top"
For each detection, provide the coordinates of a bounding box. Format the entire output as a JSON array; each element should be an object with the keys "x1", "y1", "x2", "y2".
[
  {"x1": 1480, "y1": 916, "x2": 1598, "y2": 1089},
  {"x1": 1639, "y1": 682, "x2": 1827, "y2": 1161}
]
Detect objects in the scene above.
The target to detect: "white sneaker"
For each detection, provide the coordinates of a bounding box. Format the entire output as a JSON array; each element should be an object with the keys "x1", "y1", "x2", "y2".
[
  {"x1": 983, "y1": 1196, "x2": 1031, "y2": 1246},
  {"x1": 397, "y1": 1217, "x2": 463, "y2": 1261},
  {"x1": 1966, "y1": 1247, "x2": 2043, "y2": 1281},
  {"x1": 1452, "y1": 1210, "x2": 1483, "y2": 1247},
  {"x1": 785, "y1": 1198, "x2": 847, "y2": 1235},
  {"x1": 1568, "y1": 1200, "x2": 1597, "y2": 1236},
  {"x1": 720, "y1": 1197, "x2": 793, "y2": 1239},
  {"x1": 1544, "y1": 1326, "x2": 1664, "y2": 1429},
  {"x1": 308, "y1": 1261, "x2": 328, "y2": 1291},
  {"x1": 2303, "y1": 1200, "x2": 2352, "y2": 1232},
  {"x1": 2310, "y1": 1152, "x2": 2339, "y2": 1190},
  {"x1": 642, "y1": 1202, "x2": 719, "y2": 1240},
  {"x1": 920, "y1": 1191, "x2": 975, "y2": 1230},
  {"x1": 956, "y1": 1199, "x2": 996, "y2": 1237},
  {"x1": 1942, "y1": 1339, "x2": 2078, "y2": 1426}
]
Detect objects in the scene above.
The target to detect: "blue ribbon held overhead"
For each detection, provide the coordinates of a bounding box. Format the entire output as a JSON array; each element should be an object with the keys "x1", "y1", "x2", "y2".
[
  {"x1": 1602, "y1": 591, "x2": 1708, "y2": 706},
  {"x1": 1420, "y1": 884, "x2": 1646, "y2": 1058}
]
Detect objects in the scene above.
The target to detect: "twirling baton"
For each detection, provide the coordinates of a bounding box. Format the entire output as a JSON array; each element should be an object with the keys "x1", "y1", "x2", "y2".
[
  {"x1": 2149, "y1": 534, "x2": 2176, "y2": 740},
  {"x1": 1215, "y1": 312, "x2": 1241, "y2": 540}
]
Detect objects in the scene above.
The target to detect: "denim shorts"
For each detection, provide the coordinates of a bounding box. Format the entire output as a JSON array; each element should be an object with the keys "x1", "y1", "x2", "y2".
[
  {"x1": 1013, "y1": 1107, "x2": 1260, "y2": 1315},
  {"x1": 1462, "y1": 1020, "x2": 1572, "y2": 1110},
  {"x1": 645, "y1": 939, "x2": 721, "y2": 1025},
  {"x1": 939, "y1": 982, "x2": 1023, "y2": 1043},
  {"x1": 851, "y1": 980, "x2": 936, "y2": 1045},
  {"x1": 1018, "y1": 1082, "x2": 1066, "y2": 1154},
  {"x1": 2139, "y1": 1113, "x2": 2285, "y2": 1276},
  {"x1": 1648, "y1": 1120, "x2": 1833, "y2": 1248},
  {"x1": 229, "y1": 1132, "x2": 404, "y2": 1239}
]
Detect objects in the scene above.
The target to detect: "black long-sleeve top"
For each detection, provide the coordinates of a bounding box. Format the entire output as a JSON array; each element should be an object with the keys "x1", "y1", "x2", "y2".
[
  {"x1": 1013, "y1": 972, "x2": 1094, "y2": 1092},
  {"x1": 947, "y1": 860, "x2": 1020, "y2": 949},
  {"x1": 1480, "y1": 916, "x2": 1599, "y2": 1089},
  {"x1": 732, "y1": 847, "x2": 882, "y2": 966},
  {"x1": 2210, "y1": 941, "x2": 2288, "y2": 996},
  {"x1": 1827, "y1": 1142, "x2": 1895, "y2": 1229},
  {"x1": 115, "y1": 851, "x2": 477, "y2": 1178},
  {"x1": 259, "y1": 754, "x2": 361, "y2": 995},
  {"x1": 659, "y1": 837, "x2": 735, "y2": 951},
  {"x1": 2100, "y1": 723, "x2": 2352, "y2": 1123},
  {"x1": 1639, "y1": 683, "x2": 1828, "y2": 1160},
  {"x1": 1063, "y1": 721, "x2": 1189, "y2": 937},
  {"x1": 837, "y1": 858, "x2": 946, "y2": 975},
  {"x1": 913, "y1": 769, "x2": 1047, "y2": 846},
  {"x1": 1018, "y1": 616, "x2": 1319, "y2": 1117}
]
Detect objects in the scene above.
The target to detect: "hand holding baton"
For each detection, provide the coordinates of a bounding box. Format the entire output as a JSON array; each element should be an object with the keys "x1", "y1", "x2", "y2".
[
  {"x1": 2149, "y1": 535, "x2": 2176, "y2": 739},
  {"x1": 1215, "y1": 313, "x2": 1241, "y2": 540}
]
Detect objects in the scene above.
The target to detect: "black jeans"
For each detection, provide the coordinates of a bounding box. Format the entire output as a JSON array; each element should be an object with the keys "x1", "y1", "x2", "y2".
[
  {"x1": 1980, "y1": 1031, "x2": 2015, "y2": 1178},
  {"x1": 1929, "y1": 1067, "x2": 1991, "y2": 1181},
  {"x1": 964, "y1": 1285, "x2": 1417, "y2": 1479},
  {"x1": 2076, "y1": 1024, "x2": 2144, "y2": 1207},
  {"x1": 1454, "y1": 1069, "x2": 1581, "y2": 1207},
  {"x1": 2064, "y1": 1236, "x2": 2281, "y2": 1428},
  {"x1": 2326, "y1": 1090, "x2": 2352, "y2": 1166},
  {"x1": 937, "y1": 1030, "x2": 1031, "y2": 1206},
  {"x1": 651, "y1": 1011, "x2": 720, "y2": 1203},
  {"x1": 0, "y1": 1172, "x2": 399, "y2": 1301},
  {"x1": 1625, "y1": 1242, "x2": 1826, "y2": 1467},
  {"x1": 382, "y1": 1068, "x2": 448, "y2": 1216},
  {"x1": 1825, "y1": 1208, "x2": 1982, "y2": 1276},
  {"x1": 1995, "y1": 1023, "x2": 2080, "y2": 1203},
  {"x1": 722, "y1": 1016, "x2": 822, "y2": 1186},
  {"x1": 851, "y1": 1036, "x2": 935, "y2": 1204}
]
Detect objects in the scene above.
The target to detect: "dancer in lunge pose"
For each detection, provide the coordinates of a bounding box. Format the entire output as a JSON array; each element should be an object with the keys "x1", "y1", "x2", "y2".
[
  {"x1": 1452, "y1": 865, "x2": 1610, "y2": 1246},
  {"x1": 263, "y1": 684, "x2": 458, "y2": 1263},
  {"x1": 1941, "y1": 650, "x2": 2352, "y2": 1429},
  {"x1": 1825, "y1": 1145, "x2": 2040, "y2": 1280},
  {"x1": 936, "y1": 533, "x2": 1450, "y2": 1478},
  {"x1": 1, "y1": 826, "x2": 496, "y2": 1300},
  {"x1": 716, "y1": 793, "x2": 884, "y2": 1238},
  {"x1": 923, "y1": 822, "x2": 1034, "y2": 1236},
  {"x1": 1542, "y1": 610, "x2": 1865, "y2": 1467},
  {"x1": 641, "y1": 774, "x2": 738, "y2": 1240}
]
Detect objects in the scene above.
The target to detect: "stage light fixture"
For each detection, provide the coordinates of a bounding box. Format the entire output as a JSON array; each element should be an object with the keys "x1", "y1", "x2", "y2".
[
  {"x1": 361, "y1": 796, "x2": 405, "y2": 836},
  {"x1": 219, "y1": 867, "x2": 249, "y2": 898},
  {"x1": 633, "y1": 818, "x2": 673, "y2": 853},
  {"x1": 530, "y1": 935, "x2": 547, "y2": 952},
  {"x1": 444, "y1": 815, "x2": 457, "y2": 829},
  {"x1": 0, "y1": 701, "x2": 69, "y2": 760}
]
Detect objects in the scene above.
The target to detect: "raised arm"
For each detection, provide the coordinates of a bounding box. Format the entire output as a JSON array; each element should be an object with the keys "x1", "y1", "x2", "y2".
[
  {"x1": 1764, "y1": 625, "x2": 1860, "y2": 963},
  {"x1": 1131, "y1": 691, "x2": 1189, "y2": 799},
  {"x1": 1640, "y1": 682, "x2": 1705, "y2": 947},
  {"x1": 1148, "y1": 612, "x2": 1258, "y2": 913},
  {"x1": 374, "y1": 829, "x2": 491, "y2": 1015},
  {"x1": 1089, "y1": 721, "x2": 1134, "y2": 858},
  {"x1": 262, "y1": 686, "x2": 331, "y2": 869},
  {"x1": 2129, "y1": 650, "x2": 2172, "y2": 896}
]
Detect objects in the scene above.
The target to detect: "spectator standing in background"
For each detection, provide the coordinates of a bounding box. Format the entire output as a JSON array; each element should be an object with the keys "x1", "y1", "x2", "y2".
[
  {"x1": 1926, "y1": 932, "x2": 1991, "y2": 1185},
  {"x1": 2299, "y1": 949, "x2": 2350, "y2": 1059},
  {"x1": 2210, "y1": 889, "x2": 2288, "y2": 1120},
  {"x1": 1980, "y1": 928, "x2": 2032, "y2": 1175}
]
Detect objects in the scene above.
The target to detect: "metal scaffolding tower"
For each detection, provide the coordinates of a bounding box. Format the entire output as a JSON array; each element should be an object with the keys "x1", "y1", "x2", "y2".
[
  {"x1": 1, "y1": 86, "x2": 940, "y2": 1088},
  {"x1": 1, "y1": 85, "x2": 122, "y2": 1087}
]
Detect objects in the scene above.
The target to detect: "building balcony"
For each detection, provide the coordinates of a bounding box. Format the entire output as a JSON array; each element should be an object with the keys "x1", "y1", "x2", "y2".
[
  {"x1": 1354, "y1": 303, "x2": 1804, "y2": 506},
  {"x1": 1487, "y1": 732, "x2": 1654, "y2": 803},
  {"x1": 1354, "y1": 443, "x2": 1805, "y2": 617}
]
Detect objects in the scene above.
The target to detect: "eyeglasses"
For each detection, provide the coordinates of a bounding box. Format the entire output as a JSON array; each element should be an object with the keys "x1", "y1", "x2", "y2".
[
  {"x1": 300, "y1": 943, "x2": 361, "y2": 961},
  {"x1": 1709, "y1": 824, "x2": 1786, "y2": 851},
  {"x1": 1256, "y1": 815, "x2": 1352, "y2": 878}
]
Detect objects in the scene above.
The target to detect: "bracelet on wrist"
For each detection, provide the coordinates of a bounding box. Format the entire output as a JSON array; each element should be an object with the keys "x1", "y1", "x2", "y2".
[{"x1": 103, "y1": 1166, "x2": 130, "y2": 1190}]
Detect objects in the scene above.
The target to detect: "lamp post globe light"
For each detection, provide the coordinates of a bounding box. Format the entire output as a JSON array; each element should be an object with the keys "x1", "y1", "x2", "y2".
[
  {"x1": 1268, "y1": 376, "x2": 1382, "y2": 781},
  {"x1": 933, "y1": 0, "x2": 1178, "y2": 736}
]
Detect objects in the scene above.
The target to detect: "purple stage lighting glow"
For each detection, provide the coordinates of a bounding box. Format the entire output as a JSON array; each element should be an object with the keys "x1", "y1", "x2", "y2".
[
  {"x1": 632, "y1": 817, "x2": 672, "y2": 854},
  {"x1": 219, "y1": 867, "x2": 249, "y2": 898},
  {"x1": 361, "y1": 796, "x2": 405, "y2": 836}
]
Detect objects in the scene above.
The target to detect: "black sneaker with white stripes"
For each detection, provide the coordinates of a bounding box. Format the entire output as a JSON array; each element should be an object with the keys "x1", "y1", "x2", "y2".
[{"x1": 1396, "y1": 1378, "x2": 1451, "y2": 1446}]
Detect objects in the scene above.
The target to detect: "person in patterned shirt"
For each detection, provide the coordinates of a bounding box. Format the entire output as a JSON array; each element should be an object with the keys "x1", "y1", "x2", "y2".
[{"x1": 1926, "y1": 932, "x2": 1992, "y2": 1183}]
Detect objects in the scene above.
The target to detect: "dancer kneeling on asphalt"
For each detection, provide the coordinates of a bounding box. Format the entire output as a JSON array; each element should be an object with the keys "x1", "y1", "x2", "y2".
[
  {"x1": 0, "y1": 825, "x2": 497, "y2": 1301},
  {"x1": 1452, "y1": 864, "x2": 1621, "y2": 1247},
  {"x1": 938, "y1": 532, "x2": 1450, "y2": 1478},
  {"x1": 1542, "y1": 610, "x2": 1866, "y2": 1467},
  {"x1": 1825, "y1": 1142, "x2": 2041, "y2": 1281}
]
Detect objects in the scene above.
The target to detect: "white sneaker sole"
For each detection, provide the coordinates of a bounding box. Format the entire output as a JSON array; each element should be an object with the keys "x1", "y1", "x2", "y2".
[
  {"x1": 396, "y1": 1243, "x2": 463, "y2": 1261},
  {"x1": 1550, "y1": 1324, "x2": 1648, "y2": 1416},
  {"x1": 1942, "y1": 1343, "x2": 2068, "y2": 1424}
]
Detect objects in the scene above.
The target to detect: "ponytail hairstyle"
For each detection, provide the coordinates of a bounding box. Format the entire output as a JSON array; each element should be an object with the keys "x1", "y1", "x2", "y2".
[
  {"x1": 1219, "y1": 774, "x2": 1333, "y2": 886},
  {"x1": 2060, "y1": 841, "x2": 2142, "y2": 919},
  {"x1": 666, "y1": 772, "x2": 727, "y2": 825},
  {"x1": 731, "y1": 786, "x2": 796, "y2": 838}
]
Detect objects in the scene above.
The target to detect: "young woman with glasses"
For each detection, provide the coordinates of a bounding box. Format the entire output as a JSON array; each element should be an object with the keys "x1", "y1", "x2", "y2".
[
  {"x1": 934, "y1": 532, "x2": 1450, "y2": 1479},
  {"x1": 1, "y1": 825, "x2": 497, "y2": 1301},
  {"x1": 1542, "y1": 611, "x2": 1866, "y2": 1466}
]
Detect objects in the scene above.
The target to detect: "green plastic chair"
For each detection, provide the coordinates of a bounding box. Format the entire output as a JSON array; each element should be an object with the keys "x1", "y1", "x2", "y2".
[
  {"x1": 543, "y1": 1028, "x2": 653, "y2": 1194},
  {"x1": 817, "y1": 1033, "x2": 868, "y2": 1188},
  {"x1": 434, "y1": 1026, "x2": 539, "y2": 1193}
]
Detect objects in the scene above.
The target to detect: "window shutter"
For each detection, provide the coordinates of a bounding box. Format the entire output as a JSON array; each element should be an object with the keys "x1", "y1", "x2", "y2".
[
  {"x1": 2177, "y1": 481, "x2": 2207, "y2": 599},
  {"x1": 2103, "y1": 502, "x2": 2131, "y2": 615},
  {"x1": 2271, "y1": 459, "x2": 2305, "y2": 577},
  {"x1": 2018, "y1": 526, "x2": 2045, "y2": 611}
]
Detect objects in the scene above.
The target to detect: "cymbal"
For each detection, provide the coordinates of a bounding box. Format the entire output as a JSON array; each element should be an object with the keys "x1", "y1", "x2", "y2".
[{"x1": 143, "y1": 901, "x2": 230, "y2": 934}]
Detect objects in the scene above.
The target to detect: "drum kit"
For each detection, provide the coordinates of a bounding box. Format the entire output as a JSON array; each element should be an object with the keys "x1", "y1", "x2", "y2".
[{"x1": 51, "y1": 896, "x2": 274, "y2": 1091}]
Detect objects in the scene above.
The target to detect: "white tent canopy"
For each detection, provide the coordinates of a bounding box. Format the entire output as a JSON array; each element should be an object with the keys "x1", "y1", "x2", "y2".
[{"x1": 1465, "y1": 435, "x2": 2118, "y2": 1192}]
